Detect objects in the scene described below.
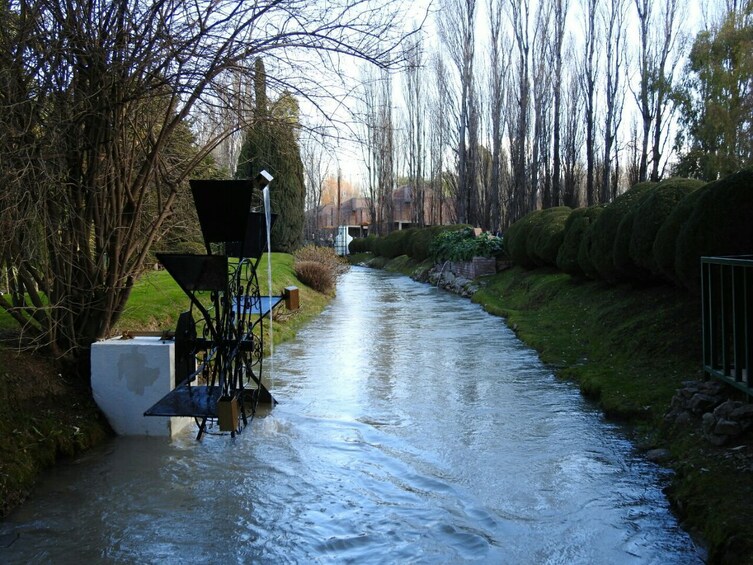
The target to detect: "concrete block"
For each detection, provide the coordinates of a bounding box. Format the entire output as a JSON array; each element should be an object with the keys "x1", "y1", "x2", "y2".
[{"x1": 91, "y1": 336, "x2": 193, "y2": 437}]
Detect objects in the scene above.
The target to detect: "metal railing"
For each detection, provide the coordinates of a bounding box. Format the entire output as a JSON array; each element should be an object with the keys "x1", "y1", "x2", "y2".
[{"x1": 701, "y1": 255, "x2": 753, "y2": 397}]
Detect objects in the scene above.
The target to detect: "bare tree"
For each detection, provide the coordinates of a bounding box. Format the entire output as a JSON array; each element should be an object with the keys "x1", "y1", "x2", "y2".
[
  {"x1": 649, "y1": 0, "x2": 686, "y2": 181},
  {"x1": 508, "y1": 0, "x2": 532, "y2": 221},
  {"x1": 581, "y1": 0, "x2": 599, "y2": 205},
  {"x1": 532, "y1": 0, "x2": 554, "y2": 209},
  {"x1": 487, "y1": 0, "x2": 512, "y2": 231},
  {"x1": 601, "y1": 0, "x2": 629, "y2": 202},
  {"x1": 438, "y1": 0, "x2": 479, "y2": 226},
  {"x1": 428, "y1": 54, "x2": 454, "y2": 225},
  {"x1": 403, "y1": 34, "x2": 427, "y2": 227},
  {"x1": 0, "y1": 0, "x2": 413, "y2": 367},
  {"x1": 633, "y1": 0, "x2": 685, "y2": 182},
  {"x1": 551, "y1": 0, "x2": 570, "y2": 206},
  {"x1": 301, "y1": 129, "x2": 333, "y2": 241}
]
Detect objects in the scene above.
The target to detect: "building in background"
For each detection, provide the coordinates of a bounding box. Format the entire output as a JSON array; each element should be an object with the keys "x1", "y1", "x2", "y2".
[{"x1": 306, "y1": 185, "x2": 453, "y2": 245}]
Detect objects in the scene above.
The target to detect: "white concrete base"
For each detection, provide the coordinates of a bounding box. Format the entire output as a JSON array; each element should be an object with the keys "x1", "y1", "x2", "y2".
[{"x1": 91, "y1": 336, "x2": 193, "y2": 437}]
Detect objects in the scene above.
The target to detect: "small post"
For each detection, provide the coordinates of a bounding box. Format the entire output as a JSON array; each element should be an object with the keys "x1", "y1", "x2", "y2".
[{"x1": 284, "y1": 286, "x2": 299, "y2": 310}]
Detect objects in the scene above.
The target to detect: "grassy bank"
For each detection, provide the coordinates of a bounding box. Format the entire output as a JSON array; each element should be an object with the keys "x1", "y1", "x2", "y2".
[
  {"x1": 0, "y1": 252, "x2": 332, "y2": 518},
  {"x1": 355, "y1": 252, "x2": 753, "y2": 564}
]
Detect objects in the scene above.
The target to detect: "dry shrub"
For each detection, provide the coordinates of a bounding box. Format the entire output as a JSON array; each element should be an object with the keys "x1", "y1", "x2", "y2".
[{"x1": 294, "y1": 260, "x2": 335, "y2": 294}]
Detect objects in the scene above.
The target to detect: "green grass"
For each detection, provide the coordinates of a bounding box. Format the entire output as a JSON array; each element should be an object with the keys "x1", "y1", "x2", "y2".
[
  {"x1": 473, "y1": 267, "x2": 702, "y2": 422},
  {"x1": 112, "y1": 253, "x2": 330, "y2": 347}
]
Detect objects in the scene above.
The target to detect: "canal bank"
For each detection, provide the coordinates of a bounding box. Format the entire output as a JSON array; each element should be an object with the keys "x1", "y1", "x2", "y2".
[{"x1": 354, "y1": 252, "x2": 753, "y2": 565}]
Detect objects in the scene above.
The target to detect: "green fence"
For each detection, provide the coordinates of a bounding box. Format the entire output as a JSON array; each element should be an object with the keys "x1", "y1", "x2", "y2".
[{"x1": 702, "y1": 255, "x2": 753, "y2": 397}]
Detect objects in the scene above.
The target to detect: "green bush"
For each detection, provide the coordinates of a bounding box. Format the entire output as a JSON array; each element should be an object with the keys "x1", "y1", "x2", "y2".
[
  {"x1": 429, "y1": 226, "x2": 504, "y2": 262},
  {"x1": 557, "y1": 207, "x2": 602, "y2": 276},
  {"x1": 506, "y1": 210, "x2": 544, "y2": 269},
  {"x1": 577, "y1": 207, "x2": 606, "y2": 279},
  {"x1": 526, "y1": 207, "x2": 572, "y2": 267},
  {"x1": 629, "y1": 178, "x2": 704, "y2": 278},
  {"x1": 373, "y1": 228, "x2": 417, "y2": 259},
  {"x1": 589, "y1": 182, "x2": 656, "y2": 283},
  {"x1": 653, "y1": 184, "x2": 710, "y2": 284},
  {"x1": 409, "y1": 225, "x2": 467, "y2": 261},
  {"x1": 613, "y1": 185, "x2": 659, "y2": 282},
  {"x1": 674, "y1": 167, "x2": 753, "y2": 291},
  {"x1": 348, "y1": 236, "x2": 373, "y2": 254}
]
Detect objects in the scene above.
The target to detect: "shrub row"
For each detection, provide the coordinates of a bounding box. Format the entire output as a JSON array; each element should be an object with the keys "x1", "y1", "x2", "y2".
[
  {"x1": 506, "y1": 168, "x2": 753, "y2": 291},
  {"x1": 349, "y1": 225, "x2": 473, "y2": 262}
]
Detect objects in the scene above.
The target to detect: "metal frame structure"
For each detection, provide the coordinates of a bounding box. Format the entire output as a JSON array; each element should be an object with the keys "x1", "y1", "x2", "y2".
[
  {"x1": 701, "y1": 255, "x2": 753, "y2": 399},
  {"x1": 145, "y1": 175, "x2": 281, "y2": 438}
]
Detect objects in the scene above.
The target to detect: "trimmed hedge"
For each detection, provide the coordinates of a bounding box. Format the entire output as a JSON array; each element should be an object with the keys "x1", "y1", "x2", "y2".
[
  {"x1": 371, "y1": 228, "x2": 416, "y2": 259},
  {"x1": 613, "y1": 185, "x2": 661, "y2": 282},
  {"x1": 629, "y1": 178, "x2": 704, "y2": 277},
  {"x1": 506, "y1": 210, "x2": 544, "y2": 269},
  {"x1": 653, "y1": 185, "x2": 710, "y2": 284},
  {"x1": 349, "y1": 236, "x2": 375, "y2": 254},
  {"x1": 350, "y1": 225, "x2": 471, "y2": 261},
  {"x1": 490, "y1": 170, "x2": 752, "y2": 291},
  {"x1": 589, "y1": 182, "x2": 656, "y2": 283},
  {"x1": 557, "y1": 207, "x2": 603, "y2": 277},
  {"x1": 577, "y1": 207, "x2": 606, "y2": 279},
  {"x1": 526, "y1": 207, "x2": 572, "y2": 267},
  {"x1": 674, "y1": 167, "x2": 753, "y2": 291}
]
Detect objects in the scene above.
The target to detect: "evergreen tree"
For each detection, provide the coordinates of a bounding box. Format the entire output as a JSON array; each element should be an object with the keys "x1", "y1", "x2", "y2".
[{"x1": 236, "y1": 58, "x2": 305, "y2": 252}]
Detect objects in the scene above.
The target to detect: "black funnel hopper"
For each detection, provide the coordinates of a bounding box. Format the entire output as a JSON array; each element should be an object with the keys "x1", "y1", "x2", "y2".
[
  {"x1": 156, "y1": 254, "x2": 228, "y2": 291},
  {"x1": 226, "y1": 212, "x2": 278, "y2": 258},
  {"x1": 190, "y1": 179, "x2": 255, "y2": 249}
]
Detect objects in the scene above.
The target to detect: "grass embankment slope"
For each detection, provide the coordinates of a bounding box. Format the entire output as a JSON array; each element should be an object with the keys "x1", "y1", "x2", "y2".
[
  {"x1": 358, "y1": 252, "x2": 753, "y2": 564},
  {"x1": 0, "y1": 253, "x2": 330, "y2": 518}
]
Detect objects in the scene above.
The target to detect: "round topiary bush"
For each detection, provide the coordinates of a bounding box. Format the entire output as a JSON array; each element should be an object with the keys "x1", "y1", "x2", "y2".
[
  {"x1": 407, "y1": 227, "x2": 433, "y2": 261},
  {"x1": 506, "y1": 210, "x2": 543, "y2": 269},
  {"x1": 589, "y1": 182, "x2": 656, "y2": 283},
  {"x1": 526, "y1": 207, "x2": 572, "y2": 267},
  {"x1": 653, "y1": 183, "x2": 710, "y2": 285},
  {"x1": 348, "y1": 236, "x2": 371, "y2": 254},
  {"x1": 557, "y1": 206, "x2": 602, "y2": 277},
  {"x1": 612, "y1": 185, "x2": 662, "y2": 282},
  {"x1": 674, "y1": 167, "x2": 753, "y2": 291},
  {"x1": 371, "y1": 228, "x2": 415, "y2": 259},
  {"x1": 629, "y1": 178, "x2": 704, "y2": 278},
  {"x1": 577, "y1": 206, "x2": 606, "y2": 279}
]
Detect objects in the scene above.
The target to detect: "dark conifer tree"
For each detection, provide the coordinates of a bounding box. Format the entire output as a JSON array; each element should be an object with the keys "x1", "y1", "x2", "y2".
[{"x1": 236, "y1": 58, "x2": 305, "y2": 252}]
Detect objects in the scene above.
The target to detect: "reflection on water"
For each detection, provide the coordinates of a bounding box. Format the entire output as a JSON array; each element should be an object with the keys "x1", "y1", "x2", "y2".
[{"x1": 1, "y1": 267, "x2": 705, "y2": 563}]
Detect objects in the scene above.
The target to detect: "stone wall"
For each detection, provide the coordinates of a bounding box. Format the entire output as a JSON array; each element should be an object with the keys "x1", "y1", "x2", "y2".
[
  {"x1": 450, "y1": 257, "x2": 497, "y2": 280},
  {"x1": 425, "y1": 257, "x2": 497, "y2": 297}
]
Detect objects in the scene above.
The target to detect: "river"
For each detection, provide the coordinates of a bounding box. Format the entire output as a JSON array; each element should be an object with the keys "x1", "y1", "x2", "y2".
[{"x1": 0, "y1": 267, "x2": 704, "y2": 563}]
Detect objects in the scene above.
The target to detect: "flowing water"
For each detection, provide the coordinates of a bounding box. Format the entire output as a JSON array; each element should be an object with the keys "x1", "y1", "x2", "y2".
[{"x1": 1, "y1": 267, "x2": 705, "y2": 564}]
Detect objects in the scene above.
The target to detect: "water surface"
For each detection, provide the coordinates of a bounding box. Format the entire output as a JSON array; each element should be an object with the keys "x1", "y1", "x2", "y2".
[{"x1": 1, "y1": 267, "x2": 704, "y2": 563}]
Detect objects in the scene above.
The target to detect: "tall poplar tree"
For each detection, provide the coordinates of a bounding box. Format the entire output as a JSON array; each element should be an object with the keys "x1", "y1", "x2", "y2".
[{"x1": 236, "y1": 58, "x2": 305, "y2": 252}]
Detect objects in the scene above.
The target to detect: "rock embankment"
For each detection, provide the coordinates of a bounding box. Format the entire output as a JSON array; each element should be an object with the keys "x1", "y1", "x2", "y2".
[
  {"x1": 424, "y1": 262, "x2": 480, "y2": 298},
  {"x1": 665, "y1": 380, "x2": 753, "y2": 447}
]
